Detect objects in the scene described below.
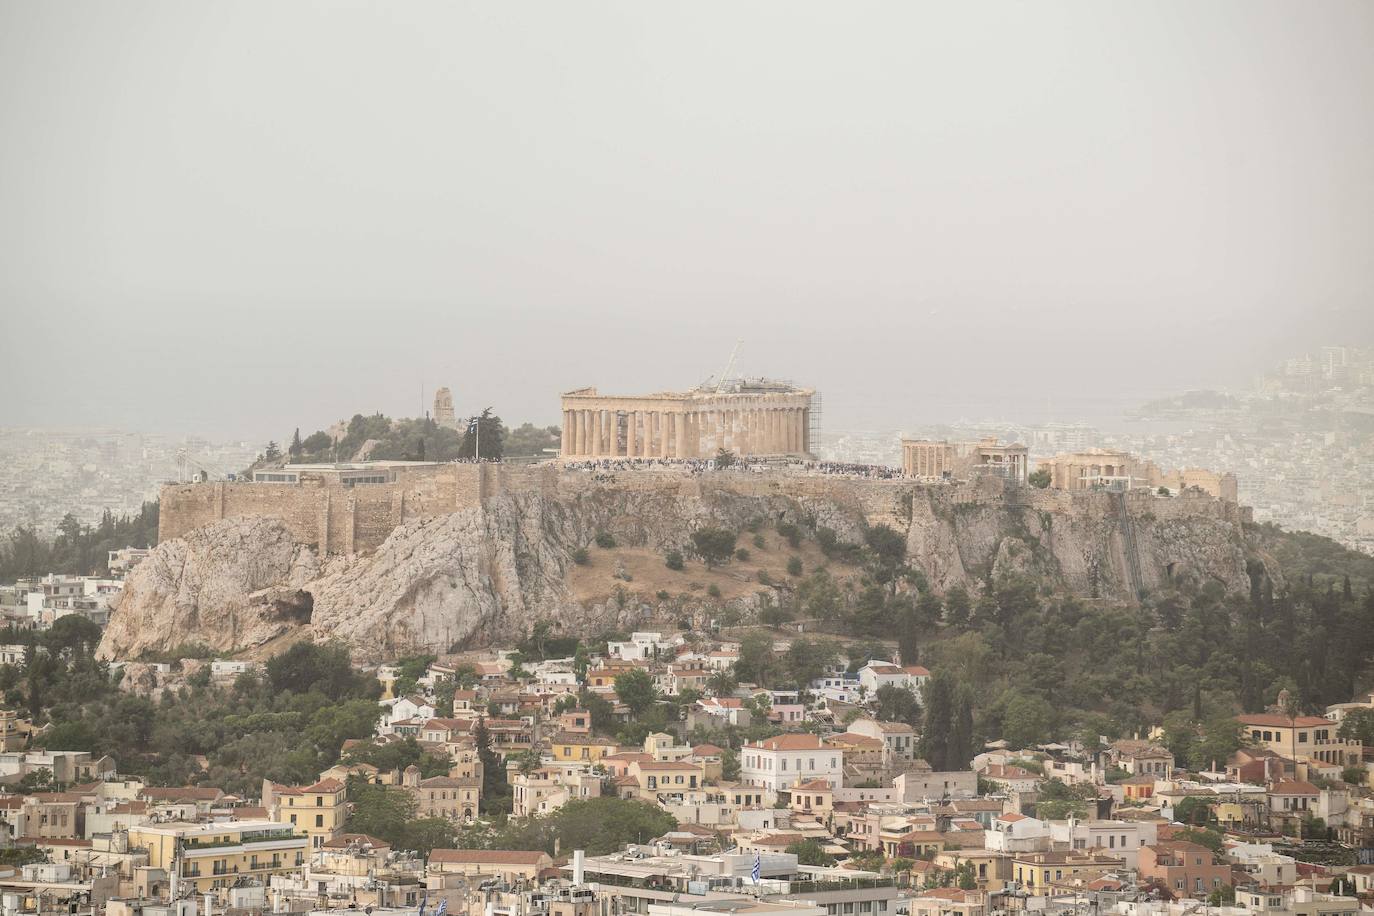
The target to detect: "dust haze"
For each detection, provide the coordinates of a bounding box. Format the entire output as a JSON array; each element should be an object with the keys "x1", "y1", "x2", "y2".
[{"x1": 2, "y1": 1, "x2": 1372, "y2": 439}]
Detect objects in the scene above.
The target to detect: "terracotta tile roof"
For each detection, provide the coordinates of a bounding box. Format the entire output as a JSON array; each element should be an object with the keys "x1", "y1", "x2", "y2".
[
  {"x1": 418, "y1": 776, "x2": 480, "y2": 788},
  {"x1": 141, "y1": 786, "x2": 224, "y2": 802},
  {"x1": 750, "y1": 832, "x2": 804, "y2": 847},
  {"x1": 108, "y1": 801, "x2": 149, "y2": 815},
  {"x1": 1269, "y1": 780, "x2": 1319, "y2": 795},
  {"x1": 549, "y1": 732, "x2": 616, "y2": 746},
  {"x1": 751, "y1": 733, "x2": 824, "y2": 751},
  {"x1": 869, "y1": 720, "x2": 915, "y2": 733},
  {"x1": 982, "y1": 764, "x2": 1038, "y2": 779},
  {"x1": 1237, "y1": 714, "x2": 1333, "y2": 728},
  {"x1": 421, "y1": 718, "x2": 472, "y2": 730}
]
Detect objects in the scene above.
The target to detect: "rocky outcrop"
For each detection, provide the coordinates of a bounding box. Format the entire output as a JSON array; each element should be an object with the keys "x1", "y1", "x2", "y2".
[
  {"x1": 101, "y1": 517, "x2": 319, "y2": 659},
  {"x1": 100, "y1": 477, "x2": 1261, "y2": 663}
]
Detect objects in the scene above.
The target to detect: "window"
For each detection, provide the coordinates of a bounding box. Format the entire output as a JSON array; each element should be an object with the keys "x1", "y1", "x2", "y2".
[
  {"x1": 316, "y1": 796, "x2": 323, "y2": 806},
  {"x1": 315, "y1": 814, "x2": 324, "y2": 827}
]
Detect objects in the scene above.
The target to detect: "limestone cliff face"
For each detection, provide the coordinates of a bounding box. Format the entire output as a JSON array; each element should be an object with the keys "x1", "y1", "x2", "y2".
[
  {"x1": 101, "y1": 517, "x2": 319, "y2": 659},
  {"x1": 100, "y1": 479, "x2": 1259, "y2": 663}
]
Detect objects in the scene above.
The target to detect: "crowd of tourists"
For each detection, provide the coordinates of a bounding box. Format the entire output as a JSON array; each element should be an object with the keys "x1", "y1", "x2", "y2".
[
  {"x1": 559, "y1": 455, "x2": 904, "y2": 479},
  {"x1": 561, "y1": 457, "x2": 746, "y2": 474},
  {"x1": 799, "y1": 460, "x2": 903, "y2": 479}
]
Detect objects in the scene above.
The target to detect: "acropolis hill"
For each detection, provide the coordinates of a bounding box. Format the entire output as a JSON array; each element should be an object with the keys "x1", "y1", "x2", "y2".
[{"x1": 108, "y1": 458, "x2": 1268, "y2": 662}]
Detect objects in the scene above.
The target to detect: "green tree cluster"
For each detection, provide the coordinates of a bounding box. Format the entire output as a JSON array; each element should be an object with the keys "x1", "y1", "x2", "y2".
[
  {"x1": 0, "y1": 503, "x2": 160, "y2": 580},
  {"x1": 454, "y1": 796, "x2": 675, "y2": 855},
  {"x1": 29, "y1": 641, "x2": 380, "y2": 795}
]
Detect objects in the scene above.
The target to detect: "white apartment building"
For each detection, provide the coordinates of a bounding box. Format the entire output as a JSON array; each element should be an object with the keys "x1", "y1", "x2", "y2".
[
  {"x1": 1049, "y1": 818, "x2": 1158, "y2": 868},
  {"x1": 25, "y1": 575, "x2": 122, "y2": 628},
  {"x1": 607, "y1": 632, "x2": 681, "y2": 661},
  {"x1": 984, "y1": 813, "x2": 1050, "y2": 853},
  {"x1": 740, "y1": 733, "x2": 843, "y2": 793}
]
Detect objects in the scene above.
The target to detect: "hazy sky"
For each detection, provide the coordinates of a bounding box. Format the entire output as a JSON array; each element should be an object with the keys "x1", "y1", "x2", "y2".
[{"x1": 3, "y1": 2, "x2": 1372, "y2": 441}]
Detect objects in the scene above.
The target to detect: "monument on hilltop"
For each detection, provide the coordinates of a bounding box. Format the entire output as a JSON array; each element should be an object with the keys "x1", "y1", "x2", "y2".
[
  {"x1": 433, "y1": 387, "x2": 458, "y2": 430},
  {"x1": 559, "y1": 378, "x2": 816, "y2": 459}
]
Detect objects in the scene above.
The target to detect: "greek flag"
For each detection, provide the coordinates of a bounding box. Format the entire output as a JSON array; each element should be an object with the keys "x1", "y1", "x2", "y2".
[
  {"x1": 751, "y1": 852, "x2": 761, "y2": 883},
  {"x1": 418, "y1": 891, "x2": 428, "y2": 916},
  {"x1": 435, "y1": 900, "x2": 448, "y2": 916}
]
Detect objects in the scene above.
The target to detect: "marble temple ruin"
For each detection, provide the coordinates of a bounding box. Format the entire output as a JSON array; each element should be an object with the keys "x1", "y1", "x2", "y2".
[{"x1": 559, "y1": 380, "x2": 815, "y2": 459}]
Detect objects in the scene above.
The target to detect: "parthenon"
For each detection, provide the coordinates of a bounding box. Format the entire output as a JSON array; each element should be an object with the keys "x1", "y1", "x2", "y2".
[{"x1": 559, "y1": 380, "x2": 815, "y2": 459}]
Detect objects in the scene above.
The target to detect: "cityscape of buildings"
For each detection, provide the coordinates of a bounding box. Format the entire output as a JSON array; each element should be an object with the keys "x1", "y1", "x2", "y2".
[
  {"x1": 0, "y1": 352, "x2": 1367, "y2": 916},
  {"x1": 0, "y1": 628, "x2": 1366, "y2": 916},
  {"x1": 0, "y1": 429, "x2": 259, "y2": 538},
  {"x1": 822, "y1": 347, "x2": 1374, "y2": 555}
]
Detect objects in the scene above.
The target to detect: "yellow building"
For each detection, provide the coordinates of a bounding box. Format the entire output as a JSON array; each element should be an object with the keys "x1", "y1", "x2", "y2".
[
  {"x1": 129, "y1": 820, "x2": 308, "y2": 893},
  {"x1": 0, "y1": 708, "x2": 34, "y2": 753},
  {"x1": 1237, "y1": 714, "x2": 1362, "y2": 768},
  {"x1": 262, "y1": 778, "x2": 347, "y2": 848},
  {"x1": 623, "y1": 760, "x2": 703, "y2": 802},
  {"x1": 788, "y1": 779, "x2": 834, "y2": 820},
  {"x1": 549, "y1": 732, "x2": 619, "y2": 764},
  {"x1": 1011, "y1": 852, "x2": 1123, "y2": 895}
]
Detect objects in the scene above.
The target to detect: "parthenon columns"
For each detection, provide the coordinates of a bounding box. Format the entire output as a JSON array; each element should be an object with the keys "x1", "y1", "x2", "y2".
[{"x1": 560, "y1": 388, "x2": 815, "y2": 460}]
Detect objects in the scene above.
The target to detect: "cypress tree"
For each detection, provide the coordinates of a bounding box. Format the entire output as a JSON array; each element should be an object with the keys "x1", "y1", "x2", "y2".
[{"x1": 919, "y1": 675, "x2": 953, "y2": 770}]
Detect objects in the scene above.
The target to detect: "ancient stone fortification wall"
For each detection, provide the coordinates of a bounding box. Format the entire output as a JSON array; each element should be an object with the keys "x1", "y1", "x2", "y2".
[
  {"x1": 160, "y1": 466, "x2": 488, "y2": 553},
  {"x1": 159, "y1": 464, "x2": 1246, "y2": 555}
]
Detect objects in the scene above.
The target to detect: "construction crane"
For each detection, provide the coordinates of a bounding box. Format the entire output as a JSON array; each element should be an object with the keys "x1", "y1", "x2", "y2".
[
  {"x1": 713, "y1": 339, "x2": 744, "y2": 393},
  {"x1": 175, "y1": 448, "x2": 231, "y2": 483}
]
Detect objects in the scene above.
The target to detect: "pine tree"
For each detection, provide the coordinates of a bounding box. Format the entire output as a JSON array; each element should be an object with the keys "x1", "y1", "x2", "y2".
[
  {"x1": 458, "y1": 408, "x2": 505, "y2": 460},
  {"x1": 289, "y1": 428, "x2": 302, "y2": 459},
  {"x1": 944, "y1": 586, "x2": 971, "y2": 627}
]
